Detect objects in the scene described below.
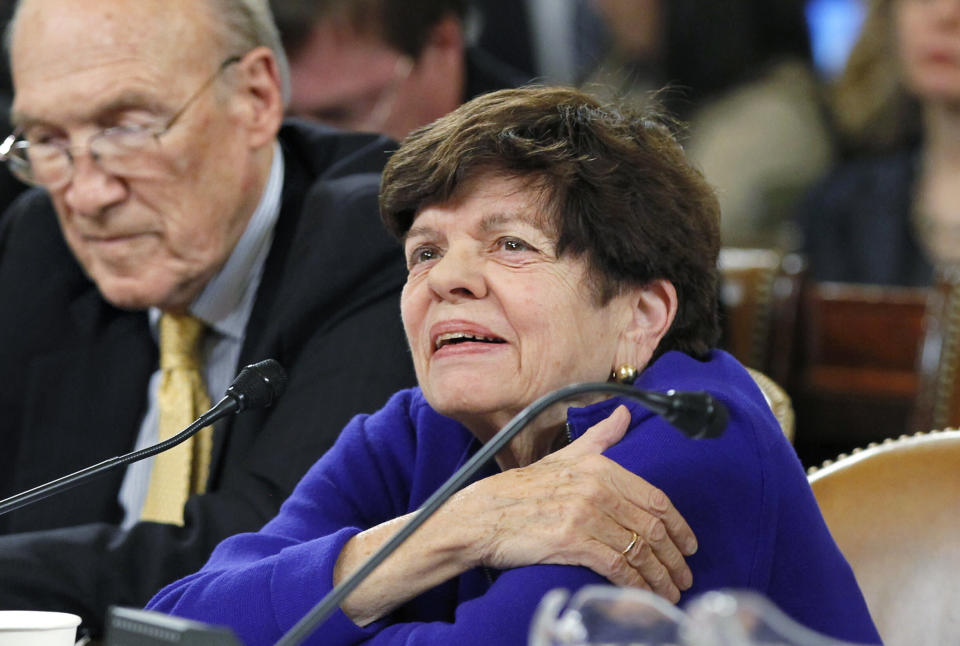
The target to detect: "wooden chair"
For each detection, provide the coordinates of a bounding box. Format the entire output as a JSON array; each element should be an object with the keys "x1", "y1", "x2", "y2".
[
  {"x1": 717, "y1": 249, "x2": 804, "y2": 443},
  {"x1": 745, "y1": 367, "x2": 794, "y2": 443},
  {"x1": 808, "y1": 431, "x2": 960, "y2": 646},
  {"x1": 790, "y1": 282, "x2": 930, "y2": 466},
  {"x1": 913, "y1": 266, "x2": 960, "y2": 431},
  {"x1": 718, "y1": 248, "x2": 806, "y2": 386}
]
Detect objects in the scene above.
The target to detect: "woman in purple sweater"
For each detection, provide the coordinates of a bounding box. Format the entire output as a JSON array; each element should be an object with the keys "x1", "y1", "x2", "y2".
[{"x1": 148, "y1": 87, "x2": 880, "y2": 645}]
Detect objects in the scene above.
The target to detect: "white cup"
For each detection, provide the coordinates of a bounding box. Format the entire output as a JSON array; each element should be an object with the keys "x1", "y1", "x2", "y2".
[{"x1": 0, "y1": 611, "x2": 81, "y2": 646}]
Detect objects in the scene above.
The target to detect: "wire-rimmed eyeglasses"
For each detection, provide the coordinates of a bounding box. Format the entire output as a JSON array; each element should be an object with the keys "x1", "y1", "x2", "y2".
[{"x1": 0, "y1": 55, "x2": 242, "y2": 191}]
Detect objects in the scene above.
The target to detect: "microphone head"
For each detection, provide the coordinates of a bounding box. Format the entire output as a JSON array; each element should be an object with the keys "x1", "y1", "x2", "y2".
[
  {"x1": 224, "y1": 359, "x2": 287, "y2": 413},
  {"x1": 663, "y1": 391, "x2": 728, "y2": 439}
]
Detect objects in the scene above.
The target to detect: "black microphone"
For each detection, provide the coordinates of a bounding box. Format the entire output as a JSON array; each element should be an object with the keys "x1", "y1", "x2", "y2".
[
  {"x1": 630, "y1": 388, "x2": 728, "y2": 439},
  {"x1": 0, "y1": 359, "x2": 287, "y2": 518},
  {"x1": 223, "y1": 358, "x2": 287, "y2": 413},
  {"x1": 275, "y1": 381, "x2": 727, "y2": 646}
]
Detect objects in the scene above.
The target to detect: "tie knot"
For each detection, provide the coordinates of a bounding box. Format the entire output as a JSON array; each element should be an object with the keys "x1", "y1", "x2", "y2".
[{"x1": 159, "y1": 313, "x2": 207, "y2": 371}]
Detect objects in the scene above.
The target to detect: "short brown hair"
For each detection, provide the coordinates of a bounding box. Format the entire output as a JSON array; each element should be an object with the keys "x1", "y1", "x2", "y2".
[{"x1": 380, "y1": 86, "x2": 721, "y2": 358}]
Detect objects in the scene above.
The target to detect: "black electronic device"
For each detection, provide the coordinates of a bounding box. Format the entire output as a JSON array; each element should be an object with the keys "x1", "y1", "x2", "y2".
[{"x1": 105, "y1": 607, "x2": 243, "y2": 646}]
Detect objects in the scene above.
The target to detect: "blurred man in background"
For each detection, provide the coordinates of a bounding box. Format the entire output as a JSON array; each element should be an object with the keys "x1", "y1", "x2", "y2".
[{"x1": 271, "y1": 0, "x2": 529, "y2": 141}]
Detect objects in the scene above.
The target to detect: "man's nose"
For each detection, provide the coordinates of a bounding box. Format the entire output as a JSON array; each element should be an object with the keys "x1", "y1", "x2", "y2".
[{"x1": 62, "y1": 153, "x2": 127, "y2": 217}]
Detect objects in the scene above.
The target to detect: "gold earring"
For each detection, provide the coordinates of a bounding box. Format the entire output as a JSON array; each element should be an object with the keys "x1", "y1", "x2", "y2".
[{"x1": 611, "y1": 364, "x2": 637, "y2": 385}]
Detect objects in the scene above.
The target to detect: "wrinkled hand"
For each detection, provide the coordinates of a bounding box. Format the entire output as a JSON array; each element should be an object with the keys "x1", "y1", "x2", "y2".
[{"x1": 451, "y1": 405, "x2": 697, "y2": 602}]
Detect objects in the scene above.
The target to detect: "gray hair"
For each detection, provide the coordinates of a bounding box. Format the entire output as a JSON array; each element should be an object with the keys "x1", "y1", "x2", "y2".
[
  {"x1": 5, "y1": 0, "x2": 291, "y2": 106},
  {"x1": 207, "y1": 0, "x2": 291, "y2": 105}
]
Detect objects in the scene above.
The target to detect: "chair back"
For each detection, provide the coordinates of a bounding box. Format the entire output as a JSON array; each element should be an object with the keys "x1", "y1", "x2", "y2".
[
  {"x1": 791, "y1": 281, "x2": 929, "y2": 465},
  {"x1": 718, "y1": 248, "x2": 805, "y2": 386},
  {"x1": 808, "y1": 431, "x2": 960, "y2": 646},
  {"x1": 913, "y1": 266, "x2": 960, "y2": 431},
  {"x1": 745, "y1": 367, "x2": 794, "y2": 443}
]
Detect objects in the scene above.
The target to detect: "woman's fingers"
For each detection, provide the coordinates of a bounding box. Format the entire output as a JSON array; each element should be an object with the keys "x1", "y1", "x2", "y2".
[
  {"x1": 641, "y1": 485, "x2": 699, "y2": 556},
  {"x1": 624, "y1": 529, "x2": 683, "y2": 602},
  {"x1": 574, "y1": 454, "x2": 695, "y2": 592},
  {"x1": 575, "y1": 532, "x2": 679, "y2": 602},
  {"x1": 633, "y1": 511, "x2": 694, "y2": 592},
  {"x1": 590, "y1": 496, "x2": 691, "y2": 595},
  {"x1": 611, "y1": 470, "x2": 698, "y2": 558},
  {"x1": 561, "y1": 404, "x2": 632, "y2": 456},
  {"x1": 557, "y1": 404, "x2": 698, "y2": 556},
  {"x1": 540, "y1": 459, "x2": 694, "y2": 598}
]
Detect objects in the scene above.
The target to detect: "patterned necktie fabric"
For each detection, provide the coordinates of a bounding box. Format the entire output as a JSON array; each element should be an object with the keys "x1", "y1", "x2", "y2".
[{"x1": 140, "y1": 313, "x2": 213, "y2": 525}]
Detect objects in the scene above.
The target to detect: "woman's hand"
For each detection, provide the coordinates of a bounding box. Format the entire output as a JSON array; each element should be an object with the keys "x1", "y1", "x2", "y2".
[
  {"x1": 334, "y1": 406, "x2": 696, "y2": 626},
  {"x1": 451, "y1": 405, "x2": 697, "y2": 602}
]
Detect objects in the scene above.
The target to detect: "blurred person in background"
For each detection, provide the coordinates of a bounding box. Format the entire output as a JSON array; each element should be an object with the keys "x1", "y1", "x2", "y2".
[
  {"x1": 270, "y1": 0, "x2": 529, "y2": 142},
  {"x1": 798, "y1": 0, "x2": 960, "y2": 285},
  {"x1": 469, "y1": 0, "x2": 609, "y2": 85},
  {"x1": 584, "y1": 0, "x2": 834, "y2": 249}
]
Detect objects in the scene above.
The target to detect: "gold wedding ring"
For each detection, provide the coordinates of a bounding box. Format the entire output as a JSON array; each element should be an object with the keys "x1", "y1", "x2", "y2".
[{"x1": 621, "y1": 530, "x2": 639, "y2": 555}]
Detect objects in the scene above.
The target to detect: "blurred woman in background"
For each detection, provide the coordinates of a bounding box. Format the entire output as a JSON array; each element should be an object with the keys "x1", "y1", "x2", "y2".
[
  {"x1": 585, "y1": 0, "x2": 833, "y2": 249},
  {"x1": 799, "y1": 0, "x2": 960, "y2": 285}
]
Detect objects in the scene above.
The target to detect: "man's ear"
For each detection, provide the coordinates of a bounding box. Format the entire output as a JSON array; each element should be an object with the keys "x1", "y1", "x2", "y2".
[
  {"x1": 232, "y1": 46, "x2": 285, "y2": 148},
  {"x1": 411, "y1": 13, "x2": 465, "y2": 102},
  {"x1": 422, "y1": 13, "x2": 465, "y2": 61},
  {"x1": 616, "y1": 279, "x2": 678, "y2": 369}
]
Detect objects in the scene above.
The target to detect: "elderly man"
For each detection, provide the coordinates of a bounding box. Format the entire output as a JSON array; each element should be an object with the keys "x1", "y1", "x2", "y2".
[
  {"x1": 271, "y1": 0, "x2": 529, "y2": 141},
  {"x1": 0, "y1": 0, "x2": 415, "y2": 635}
]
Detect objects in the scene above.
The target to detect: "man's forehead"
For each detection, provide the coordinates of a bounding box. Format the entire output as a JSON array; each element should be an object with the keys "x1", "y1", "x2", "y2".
[
  {"x1": 10, "y1": 0, "x2": 220, "y2": 121},
  {"x1": 11, "y1": 0, "x2": 216, "y2": 79}
]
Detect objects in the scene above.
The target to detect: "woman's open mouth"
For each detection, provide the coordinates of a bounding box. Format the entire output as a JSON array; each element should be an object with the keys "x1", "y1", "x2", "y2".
[{"x1": 434, "y1": 332, "x2": 507, "y2": 350}]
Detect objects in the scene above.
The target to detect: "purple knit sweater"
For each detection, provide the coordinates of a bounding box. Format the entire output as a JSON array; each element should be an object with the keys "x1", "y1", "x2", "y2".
[{"x1": 148, "y1": 350, "x2": 880, "y2": 645}]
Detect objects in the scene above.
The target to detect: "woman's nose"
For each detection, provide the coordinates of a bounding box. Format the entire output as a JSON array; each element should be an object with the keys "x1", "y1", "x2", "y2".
[{"x1": 427, "y1": 246, "x2": 488, "y2": 300}]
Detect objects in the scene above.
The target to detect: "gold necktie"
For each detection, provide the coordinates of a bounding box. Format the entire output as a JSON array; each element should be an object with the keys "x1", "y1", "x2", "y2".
[{"x1": 140, "y1": 313, "x2": 214, "y2": 525}]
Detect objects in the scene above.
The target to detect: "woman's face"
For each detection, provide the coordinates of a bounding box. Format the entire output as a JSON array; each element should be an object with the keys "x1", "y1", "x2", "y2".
[
  {"x1": 896, "y1": 0, "x2": 960, "y2": 103},
  {"x1": 400, "y1": 174, "x2": 662, "y2": 437}
]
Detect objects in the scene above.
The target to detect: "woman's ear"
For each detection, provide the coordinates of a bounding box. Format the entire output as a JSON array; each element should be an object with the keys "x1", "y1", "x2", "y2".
[{"x1": 616, "y1": 279, "x2": 678, "y2": 369}]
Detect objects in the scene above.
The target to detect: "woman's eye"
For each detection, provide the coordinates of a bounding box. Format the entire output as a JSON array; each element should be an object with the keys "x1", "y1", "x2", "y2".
[
  {"x1": 408, "y1": 245, "x2": 440, "y2": 266},
  {"x1": 499, "y1": 237, "x2": 533, "y2": 252}
]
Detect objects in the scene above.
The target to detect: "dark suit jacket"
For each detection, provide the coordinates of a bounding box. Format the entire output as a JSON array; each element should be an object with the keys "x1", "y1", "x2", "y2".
[
  {"x1": 0, "y1": 120, "x2": 417, "y2": 634},
  {"x1": 463, "y1": 46, "x2": 530, "y2": 103}
]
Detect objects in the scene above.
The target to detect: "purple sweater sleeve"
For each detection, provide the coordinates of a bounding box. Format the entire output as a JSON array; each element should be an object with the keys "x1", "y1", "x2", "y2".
[
  {"x1": 147, "y1": 391, "x2": 613, "y2": 646},
  {"x1": 147, "y1": 389, "x2": 420, "y2": 645}
]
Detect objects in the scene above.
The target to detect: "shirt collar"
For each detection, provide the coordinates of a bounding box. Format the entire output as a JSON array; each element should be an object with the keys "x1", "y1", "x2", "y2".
[{"x1": 148, "y1": 141, "x2": 285, "y2": 340}]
